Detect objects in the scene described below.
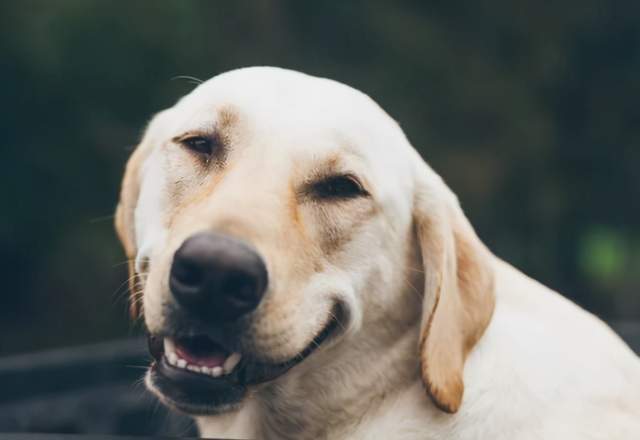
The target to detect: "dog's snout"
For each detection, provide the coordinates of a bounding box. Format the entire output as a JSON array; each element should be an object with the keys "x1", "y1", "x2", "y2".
[{"x1": 169, "y1": 232, "x2": 268, "y2": 321}]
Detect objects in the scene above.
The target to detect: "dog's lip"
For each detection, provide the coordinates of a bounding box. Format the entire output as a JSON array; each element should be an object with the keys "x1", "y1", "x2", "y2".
[
  {"x1": 146, "y1": 303, "x2": 344, "y2": 412},
  {"x1": 240, "y1": 305, "x2": 342, "y2": 385}
]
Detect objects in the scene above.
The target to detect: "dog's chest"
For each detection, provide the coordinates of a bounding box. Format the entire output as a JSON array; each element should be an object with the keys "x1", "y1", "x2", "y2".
[{"x1": 257, "y1": 381, "x2": 442, "y2": 440}]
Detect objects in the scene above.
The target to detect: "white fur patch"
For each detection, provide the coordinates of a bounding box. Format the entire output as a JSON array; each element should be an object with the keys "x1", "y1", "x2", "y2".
[{"x1": 134, "y1": 148, "x2": 168, "y2": 273}]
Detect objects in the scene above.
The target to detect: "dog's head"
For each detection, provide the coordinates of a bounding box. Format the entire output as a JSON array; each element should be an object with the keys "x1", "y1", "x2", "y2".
[{"x1": 115, "y1": 67, "x2": 494, "y2": 415}]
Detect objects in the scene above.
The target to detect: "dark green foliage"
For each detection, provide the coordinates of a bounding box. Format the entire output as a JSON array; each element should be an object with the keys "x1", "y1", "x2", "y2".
[{"x1": 0, "y1": 1, "x2": 638, "y2": 354}]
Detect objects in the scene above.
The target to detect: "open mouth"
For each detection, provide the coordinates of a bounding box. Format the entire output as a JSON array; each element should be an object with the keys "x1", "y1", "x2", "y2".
[
  {"x1": 147, "y1": 306, "x2": 343, "y2": 414},
  {"x1": 162, "y1": 336, "x2": 242, "y2": 378}
]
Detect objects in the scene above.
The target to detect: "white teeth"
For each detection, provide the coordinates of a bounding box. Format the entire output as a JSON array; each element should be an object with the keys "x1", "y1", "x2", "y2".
[
  {"x1": 163, "y1": 339, "x2": 178, "y2": 366},
  {"x1": 163, "y1": 338, "x2": 176, "y2": 354},
  {"x1": 223, "y1": 352, "x2": 242, "y2": 373},
  {"x1": 162, "y1": 338, "x2": 241, "y2": 378}
]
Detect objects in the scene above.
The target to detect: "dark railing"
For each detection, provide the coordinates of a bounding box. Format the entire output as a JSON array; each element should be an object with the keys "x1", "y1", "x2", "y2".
[
  {"x1": 0, "y1": 324, "x2": 638, "y2": 437},
  {"x1": 0, "y1": 338, "x2": 195, "y2": 437}
]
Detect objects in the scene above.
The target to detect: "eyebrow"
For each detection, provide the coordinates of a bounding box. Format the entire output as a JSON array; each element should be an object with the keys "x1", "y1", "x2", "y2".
[
  {"x1": 171, "y1": 105, "x2": 240, "y2": 144},
  {"x1": 306, "y1": 156, "x2": 344, "y2": 182},
  {"x1": 299, "y1": 154, "x2": 370, "y2": 194},
  {"x1": 304, "y1": 148, "x2": 369, "y2": 182}
]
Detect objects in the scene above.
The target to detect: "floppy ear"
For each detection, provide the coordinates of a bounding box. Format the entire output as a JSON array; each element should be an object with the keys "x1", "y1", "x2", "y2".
[
  {"x1": 413, "y1": 161, "x2": 495, "y2": 413},
  {"x1": 115, "y1": 144, "x2": 146, "y2": 319}
]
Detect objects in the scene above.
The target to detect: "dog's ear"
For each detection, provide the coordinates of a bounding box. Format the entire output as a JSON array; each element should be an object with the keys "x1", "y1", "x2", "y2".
[
  {"x1": 115, "y1": 144, "x2": 147, "y2": 319},
  {"x1": 413, "y1": 159, "x2": 495, "y2": 413}
]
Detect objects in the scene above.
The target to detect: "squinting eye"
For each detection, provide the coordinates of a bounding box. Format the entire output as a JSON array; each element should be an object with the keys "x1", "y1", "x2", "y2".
[
  {"x1": 180, "y1": 136, "x2": 214, "y2": 156},
  {"x1": 310, "y1": 174, "x2": 368, "y2": 200}
]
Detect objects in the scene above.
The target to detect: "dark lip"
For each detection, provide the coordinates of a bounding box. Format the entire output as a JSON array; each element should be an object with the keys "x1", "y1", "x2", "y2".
[
  {"x1": 148, "y1": 356, "x2": 246, "y2": 415},
  {"x1": 240, "y1": 306, "x2": 342, "y2": 385},
  {"x1": 147, "y1": 303, "x2": 344, "y2": 414}
]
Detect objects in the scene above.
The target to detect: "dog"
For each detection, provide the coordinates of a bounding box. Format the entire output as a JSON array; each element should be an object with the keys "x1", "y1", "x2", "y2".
[{"x1": 115, "y1": 67, "x2": 640, "y2": 439}]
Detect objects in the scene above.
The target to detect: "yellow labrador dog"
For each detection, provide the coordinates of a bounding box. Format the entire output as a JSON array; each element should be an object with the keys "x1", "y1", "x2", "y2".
[{"x1": 115, "y1": 67, "x2": 640, "y2": 439}]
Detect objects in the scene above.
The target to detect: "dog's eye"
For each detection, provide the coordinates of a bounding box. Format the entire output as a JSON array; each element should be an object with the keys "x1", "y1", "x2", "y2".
[
  {"x1": 179, "y1": 135, "x2": 214, "y2": 156},
  {"x1": 309, "y1": 174, "x2": 368, "y2": 200}
]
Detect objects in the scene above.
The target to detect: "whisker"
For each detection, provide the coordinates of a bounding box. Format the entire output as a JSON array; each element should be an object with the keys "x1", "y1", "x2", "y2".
[
  {"x1": 150, "y1": 395, "x2": 164, "y2": 419},
  {"x1": 178, "y1": 417, "x2": 198, "y2": 437},
  {"x1": 111, "y1": 273, "x2": 140, "y2": 302},
  {"x1": 171, "y1": 75, "x2": 204, "y2": 86},
  {"x1": 113, "y1": 272, "x2": 137, "y2": 292},
  {"x1": 131, "y1": 375, "x2": 148, "y2": 392},
  {"x1": 405, "y1": 266, "x2": 425, "y2": 275},
  {"x1": 112, "y1": 259, "x2": 136, "y2": 268},
  {"x1": 400, "y1": 273, "x2": 423, "y2": 305},
  {"x1": 124, "y1": 364, "x2": 150, "y2": 370},
  {"x1": 89, "y1": 213, "x2": 115, "y2": 223},
  {"x1": 328, "y1": 310, "x2": 347, "y2": 332}
]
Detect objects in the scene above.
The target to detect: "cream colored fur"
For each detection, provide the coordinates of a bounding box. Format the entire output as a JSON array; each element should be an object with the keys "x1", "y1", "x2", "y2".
[{"x1": 115, "y1": 67, "x2": 640, "y2": 439}]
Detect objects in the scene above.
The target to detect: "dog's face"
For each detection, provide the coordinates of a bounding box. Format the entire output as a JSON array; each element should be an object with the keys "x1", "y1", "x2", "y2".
[{"x1": 115, "y1": 67, "x2": 494, "y2": 416}]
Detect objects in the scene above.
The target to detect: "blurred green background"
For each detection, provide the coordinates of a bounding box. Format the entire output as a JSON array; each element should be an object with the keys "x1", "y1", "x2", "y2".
[{"x1": 1, "y1": 1, "x2": 638, "y2": 355}]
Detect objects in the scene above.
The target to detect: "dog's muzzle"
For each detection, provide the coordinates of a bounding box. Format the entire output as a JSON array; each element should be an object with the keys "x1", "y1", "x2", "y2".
[{"x1": 146, "y1": 231, "x2": 342, "y2": 415}]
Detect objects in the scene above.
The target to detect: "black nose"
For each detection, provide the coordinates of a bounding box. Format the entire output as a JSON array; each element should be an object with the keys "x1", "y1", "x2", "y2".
[{"x1": 169, "y1": 232, "x2": 268, "y2": 322}]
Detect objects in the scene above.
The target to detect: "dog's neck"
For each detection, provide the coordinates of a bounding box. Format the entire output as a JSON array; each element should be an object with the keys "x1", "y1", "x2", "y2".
[{"x1": 256, "y1": 323, "x2": 419, "y2": 439}]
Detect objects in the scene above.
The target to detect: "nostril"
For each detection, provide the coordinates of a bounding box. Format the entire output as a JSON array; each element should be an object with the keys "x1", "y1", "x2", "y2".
[
  {"x1": 170, "y1": 255, "x2": 207, "y2": 308},
  {"x1": 173, "y1": 259, "x2": 204, "y2": 287},
  {"x1": 222, "y1": 272, "x2": 258, "y2": 309}
]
